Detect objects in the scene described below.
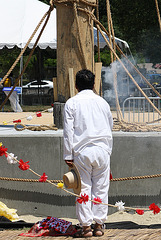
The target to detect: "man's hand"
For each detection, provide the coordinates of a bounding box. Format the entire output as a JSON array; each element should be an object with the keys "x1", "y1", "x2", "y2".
[{"x1": 65, "y1": 160, "x2": 74, "y2": 168}]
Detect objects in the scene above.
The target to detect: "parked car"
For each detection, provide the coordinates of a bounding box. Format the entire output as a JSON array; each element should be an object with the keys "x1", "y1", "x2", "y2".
[{"x1": 22, "y1": 80, "x2": 53, "y2": 96}]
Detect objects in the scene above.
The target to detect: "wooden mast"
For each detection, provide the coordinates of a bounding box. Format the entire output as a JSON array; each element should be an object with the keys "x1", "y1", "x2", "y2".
[{"x1": 56, "y1": 0, "x2": 96, "y2": 102}]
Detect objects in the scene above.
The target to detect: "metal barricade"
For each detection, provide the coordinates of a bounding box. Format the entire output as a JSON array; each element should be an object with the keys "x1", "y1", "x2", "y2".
[{"x1": 122, "y1": 97, "x2": 161, "y2": 122}]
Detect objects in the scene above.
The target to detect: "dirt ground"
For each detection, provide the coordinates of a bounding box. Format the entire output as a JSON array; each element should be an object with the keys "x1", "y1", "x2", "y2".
[
  {"x1": 0, "y1": 111, "x2": 54, "y2": 125},
  {"x1": 1, "y1": 110, "x2": 161, "y2": 127},
  {"x1": 1, "y1": 228, "x2": 161, "y2": 240}
]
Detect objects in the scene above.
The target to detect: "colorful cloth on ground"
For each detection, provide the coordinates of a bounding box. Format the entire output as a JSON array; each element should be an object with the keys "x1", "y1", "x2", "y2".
[{"x1": 19, "y1": 216, "x2": 77, "y2": 237}]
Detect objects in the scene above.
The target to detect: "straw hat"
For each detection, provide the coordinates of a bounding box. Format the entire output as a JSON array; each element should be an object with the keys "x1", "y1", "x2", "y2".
[{"x1": 63, "y1": 163, "x2": 81, "y2": 195}]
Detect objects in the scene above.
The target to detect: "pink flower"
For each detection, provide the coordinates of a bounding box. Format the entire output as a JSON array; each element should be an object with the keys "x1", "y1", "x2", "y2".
[
  {"x1": 39, "y1": 173, "x2": 48, "y2": 182},
  {"x1": 18, "y1": 159, "x2": 30, "y2": 171},
  {"x1": 0, "y1": 146, "x2": 8, "y2": 157},
  {"x1": 136, "y1": 209, "x2": 144, "y2": 215},
  {"x1": 36, "y1": 112, "x2": 42, "y2": 117},
  {"x1": 149, "y1": 203, "x2": 160, "y2": 214},
  {"x1": 93, "y1": 197, "x2": 102, "y2": 205},
  {"x1": 77, "y1": 194, "x2": 89, "y2": 204}
]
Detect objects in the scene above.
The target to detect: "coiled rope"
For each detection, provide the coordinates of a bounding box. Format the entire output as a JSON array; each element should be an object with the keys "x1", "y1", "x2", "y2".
[{"x1": 14, "y1": 123, "x2": 58, "y2": 131}]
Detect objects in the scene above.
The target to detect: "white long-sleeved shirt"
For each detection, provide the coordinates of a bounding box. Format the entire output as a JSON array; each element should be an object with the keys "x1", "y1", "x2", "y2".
[{"x1": 63, "y1": 90, "x2": 113, "y2": 160}]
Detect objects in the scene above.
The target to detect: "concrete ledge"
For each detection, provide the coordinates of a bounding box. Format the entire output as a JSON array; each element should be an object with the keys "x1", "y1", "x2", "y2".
[{"x1": 0, "y1": 129, "x2": 161, "y2": 217}]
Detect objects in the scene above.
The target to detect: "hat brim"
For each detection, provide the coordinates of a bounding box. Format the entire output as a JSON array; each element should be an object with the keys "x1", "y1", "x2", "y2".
[{"x1": 69, "y1": 163, "x2": 81, "y2": 195}]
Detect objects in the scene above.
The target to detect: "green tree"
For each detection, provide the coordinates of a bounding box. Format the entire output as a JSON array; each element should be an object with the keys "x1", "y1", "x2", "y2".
[{"x1": 99, "y1": 0, "x2": 161, "y2": 64}]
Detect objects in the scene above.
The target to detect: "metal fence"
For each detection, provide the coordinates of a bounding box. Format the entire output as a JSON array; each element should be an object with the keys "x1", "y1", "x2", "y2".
[{"x1": 122, "y1": 97, "x2": 161, "y2": 122}]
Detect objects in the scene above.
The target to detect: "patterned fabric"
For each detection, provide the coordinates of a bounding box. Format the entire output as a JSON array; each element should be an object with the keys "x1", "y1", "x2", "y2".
[
  {"x1": 39, "y1": 216, "x2": 71, "y2": 233},
  {"x1": 19, "y1": 216, "x2": 77, "y2": 237}
]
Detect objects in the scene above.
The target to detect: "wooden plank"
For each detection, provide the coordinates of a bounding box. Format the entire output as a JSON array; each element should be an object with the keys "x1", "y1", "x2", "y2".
[
  {"x1": 95, "y1": 62, "x2": 102, "y2": 95},
  {"x1": 69, "y1": 68, "x2": 76, "y2": 97},
  {"x1": 53, "y1": 77, "x2": 58, "y2": 102}
]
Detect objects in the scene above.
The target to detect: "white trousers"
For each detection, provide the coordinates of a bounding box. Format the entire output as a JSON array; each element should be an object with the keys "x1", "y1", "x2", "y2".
[{"x1": 74, "y1": 146, "x2": 110, "y2": 226}]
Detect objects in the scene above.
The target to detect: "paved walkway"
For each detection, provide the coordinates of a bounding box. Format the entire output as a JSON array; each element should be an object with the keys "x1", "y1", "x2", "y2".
[{"x1": 1, "y1": 228, "x2": 161, "y2": 240}]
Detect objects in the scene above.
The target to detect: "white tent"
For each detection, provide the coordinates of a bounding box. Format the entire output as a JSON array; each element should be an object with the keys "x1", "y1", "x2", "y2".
[
  {"x1": 0, "y1": 0, "x2": 57, "y2": 49},
  {"x1": 0, "y1": 0, "x2": 129, "y2": 50}
]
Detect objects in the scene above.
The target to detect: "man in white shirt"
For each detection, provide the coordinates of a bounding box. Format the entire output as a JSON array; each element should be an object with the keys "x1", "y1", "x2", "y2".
[{"x1": 63, "y1": 69, "x2": 113, "y2": 237}]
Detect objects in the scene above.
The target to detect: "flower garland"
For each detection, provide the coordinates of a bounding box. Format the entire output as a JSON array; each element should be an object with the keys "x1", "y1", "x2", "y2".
[
  {"x1": 1, "y1": 106, "x2": 53, "y2": 126},
  {"x1": 0, "y1": 143, "x2": 160, "y2": 216}
]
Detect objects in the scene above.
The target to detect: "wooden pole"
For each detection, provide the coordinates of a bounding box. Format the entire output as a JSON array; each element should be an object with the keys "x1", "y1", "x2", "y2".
[
  {"x1": 53, "y1": 77, "x2": 58, "y2": 102},
  {"x1": 56, "y1": 0, "x2": 96, "y2": 102}
]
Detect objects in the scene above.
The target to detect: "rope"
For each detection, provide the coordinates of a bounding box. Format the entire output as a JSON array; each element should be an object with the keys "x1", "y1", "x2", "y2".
[
  {"x1": 106, "y1": 0, "x2": 113, "y2": 62},
  {"x1": 0, "y1": 5, "x2": 53, "y2": 87},
  {"x1": 53, "y1": 0, "x2": 97, "y2": 7},
  {"x1": 1, "y1": 172, "x2": 161, "y2": 183},
  {"x1": 96, "y1": 0, "x2": 100, "y2": 62},
  {"x1": 155, "y1": 0, "x2": 161, "y2": 31},
  {"x1": 96, "y1": 25, "x2": 161, "y2": 116},
  {"x1": 111, "y1": 173, "x2": 161, "y2": 182},
  {"x1": 1, "y1": 151, "x2": 156, "y2": 211},
  {"x1": 113, "y1": 118, "x2": 161, "y2": 132},
  {"x1": 106, "y1": 0, "x2": 124, "y2": 122},
  {"x1": 77, "y1": 7, "x2": 161, "y2": 122},
  {"x1": 0, "y1": 177, "x2": 62, "y2": 183},
  {"x1": 115, "y1": 45, "x2": 161, "y2": 99},
  {"x1": 0, "y1": 4, "x2": 54, "y2": 111},
  {"x1": 14, "y1": 123, "x2": 58, "y2": 131}
]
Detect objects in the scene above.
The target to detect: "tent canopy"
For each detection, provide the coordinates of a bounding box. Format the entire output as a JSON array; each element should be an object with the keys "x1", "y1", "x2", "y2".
[
  {"x1": 0, "y1": 0, "x2": 57, "y2": 49},
  {"x1": 0, "y1": 0, "x2": 129, "y2": 50}
]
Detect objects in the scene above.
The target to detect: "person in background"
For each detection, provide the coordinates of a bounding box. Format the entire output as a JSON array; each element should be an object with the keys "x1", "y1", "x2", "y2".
[{"x1": 63, "y1": 69, "x2": 113, "y2": 238}]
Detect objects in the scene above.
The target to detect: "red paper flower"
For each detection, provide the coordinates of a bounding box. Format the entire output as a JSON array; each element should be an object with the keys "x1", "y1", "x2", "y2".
[
  {"x1": 149, "y1": 203, "x2": 160, "y2": 214},
  {"x1": 18, "y1": 159, "x2": 30, "y2": 171},
  {"x1": 13, "y1": 119, "x2": 21, "y2": 123},
  {"x1": 77, "y1": 194, "x2": 89, "y2": 204},
  {"x1": 36, "y1": 112, "x2": 42, "y2": 117},
  {"x1": 0, "y1": 146, "x2": 8, "y2": 157},
  {"x1": 136, "y1": 209, "x2": 144, "y2": 215},
  {"x1": 39, "y1": 172, "x2": 48, "y2": 182},
  {"x1": 110, "y1": 171, "x2": 113, "y2": 180},
  {"x1": 93, "y1": 197, "x2": 102, "y2": 205}
]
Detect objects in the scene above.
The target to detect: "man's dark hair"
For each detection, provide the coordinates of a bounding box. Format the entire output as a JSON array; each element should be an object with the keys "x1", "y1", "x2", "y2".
[{"x1": 76, "y1": 69, "x2": 95, "y2": 91}]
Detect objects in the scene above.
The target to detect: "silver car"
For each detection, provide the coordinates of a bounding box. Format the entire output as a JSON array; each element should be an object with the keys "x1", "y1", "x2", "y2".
[{"x1": 22, "y1": 80, "x2": 53, "y2": 96}]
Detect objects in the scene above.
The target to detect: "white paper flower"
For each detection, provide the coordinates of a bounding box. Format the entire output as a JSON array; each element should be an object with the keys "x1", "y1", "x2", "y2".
[
  {"x1": 115, "y1": 200, "x2": 125, "y2": 211},
  {"x1": 48, "y1": 108, "x2": 53, "y2": 113},
  {"x1": 26, "y1": 115, "x2": 33, "y2": 121},
  {"x1": 7, "y1": 153, "x2": 17, "y2": 164}
]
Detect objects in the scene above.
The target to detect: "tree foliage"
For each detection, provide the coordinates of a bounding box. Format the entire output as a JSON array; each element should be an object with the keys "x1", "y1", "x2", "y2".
[{"x1": 99, "y1": 0, "x2": 161, "y2": 64}]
